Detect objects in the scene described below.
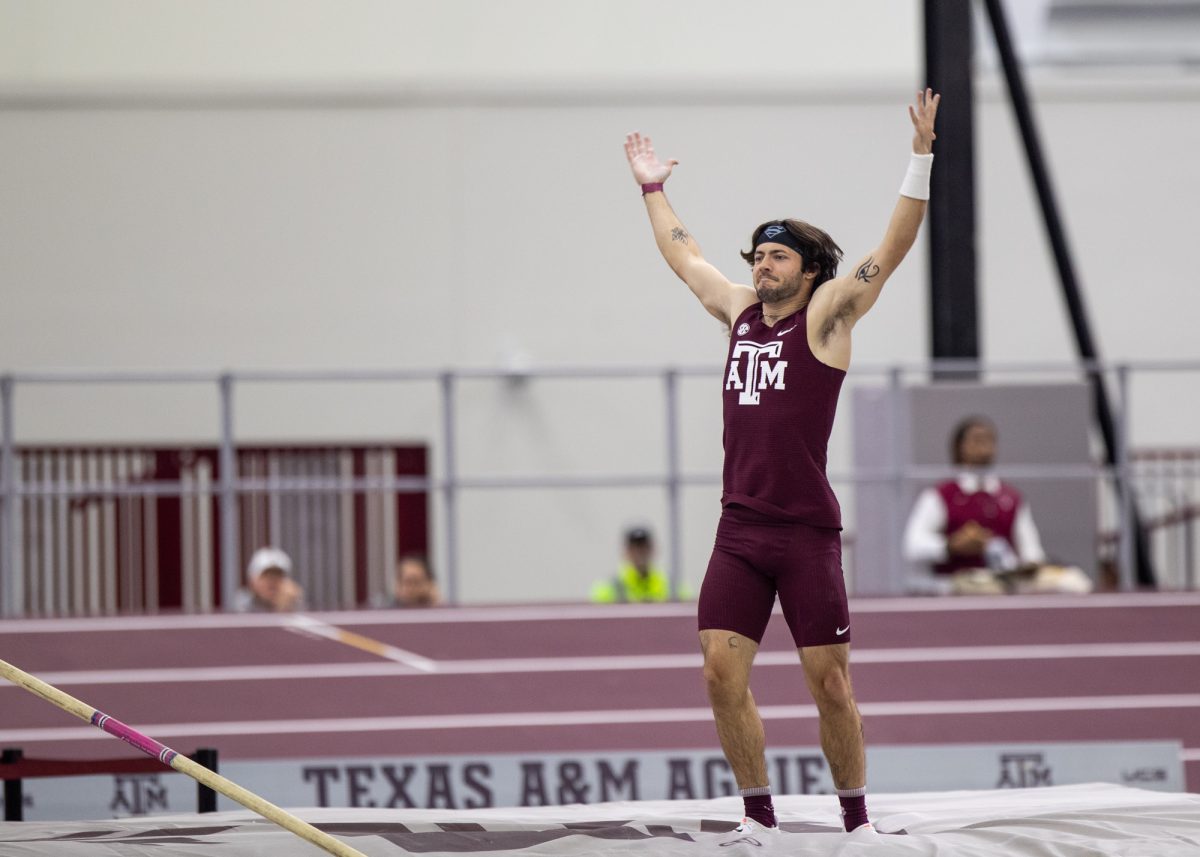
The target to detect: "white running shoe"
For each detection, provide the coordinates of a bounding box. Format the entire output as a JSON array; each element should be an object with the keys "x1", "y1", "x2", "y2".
[
  {"x1": 733, "y1": 817, "x2": 778, "y2": 834},
  {"x1": 848, "y1": 821, "x2": 878, "y2": 835},
  {"x1": 721, "y1": 817, "x2": 780, "y2": 845}
]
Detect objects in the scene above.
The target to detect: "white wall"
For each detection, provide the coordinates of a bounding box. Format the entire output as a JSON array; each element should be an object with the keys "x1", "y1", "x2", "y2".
[
  {"x1": 0, "y1": 0, "x2": 919, "y2": 89},
  {"x1": 2, "y1": 1, "x2": 1198, "y2": 602}
]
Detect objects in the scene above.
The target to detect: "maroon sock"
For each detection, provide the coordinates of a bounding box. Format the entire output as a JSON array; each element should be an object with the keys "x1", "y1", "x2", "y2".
[
  {"x1": 739, "y1": 788, "x2": 776, "y2": 828},
  {"x1": 837, "y1": 786, "x2": 869, "y2": 831}
]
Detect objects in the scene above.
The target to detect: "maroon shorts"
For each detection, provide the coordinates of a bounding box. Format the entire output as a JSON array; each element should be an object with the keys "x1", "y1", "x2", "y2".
[{"x1": 698, "y1": 504, "x2": 851, "y2": 648}]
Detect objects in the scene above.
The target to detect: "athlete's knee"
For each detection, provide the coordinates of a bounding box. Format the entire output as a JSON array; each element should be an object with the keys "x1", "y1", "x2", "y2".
[
  {"x1": 702, "y1": 660, "x2": 737, "y2": 701},
  {"x1": 701, "y1": 651, "x2": 748, "y2": 707},
  {"x1": 811, "y1": 666, "x2": 856, "y2": 712}
]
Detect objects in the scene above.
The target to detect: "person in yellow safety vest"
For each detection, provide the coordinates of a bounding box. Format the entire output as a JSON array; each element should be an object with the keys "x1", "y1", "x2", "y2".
[{"x1": 591, "y1": 526, "x2": 683, "y2": 602}]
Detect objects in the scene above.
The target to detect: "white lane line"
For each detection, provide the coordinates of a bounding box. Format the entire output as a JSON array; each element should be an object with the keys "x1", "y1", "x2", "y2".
[
  {"x1": 3, "y1": 694, "x2": 1200, "y2": 744},
  {"x1": 285, "y1": 615, "x2": 437, "y2": 673},
  {"x1": 6, "y1": 641, "x2": 1200, "y2": 688},
  {"x1": 846, "y1": 592, "x2": 1200, "y2": 612},
  {"x1": 2, "y1": 592, "x2": 1198, "y2": 633},
  {"x1": 445, "y1": 641, "x2": 1200, "y2": 673},
  {"x1": 852, "y1": 641, "x2": 1200, "y2": 663},
  {"x1": 0, "y1": 613, "x2": 305, "y2": 634},
  {"x1": 0, "y1": 662, "x2": 422, "y2": 686}
]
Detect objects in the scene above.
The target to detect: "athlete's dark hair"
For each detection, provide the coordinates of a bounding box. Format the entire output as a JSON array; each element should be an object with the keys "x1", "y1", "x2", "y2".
[
  {"x1": 951, "y1": 416, "x2": 996, "y2": 465},
  {"x1": 740, "y1": 219, "x2": 844, "y2": 289}
]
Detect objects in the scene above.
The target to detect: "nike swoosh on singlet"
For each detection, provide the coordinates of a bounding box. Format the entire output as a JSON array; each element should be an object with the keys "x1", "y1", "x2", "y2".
[
  {"x1": 776, "y1": 325, "x2": 798, "y2": 336},
  {"x1": 836, "y1": 626, "x2": 850, "y2": 635}
]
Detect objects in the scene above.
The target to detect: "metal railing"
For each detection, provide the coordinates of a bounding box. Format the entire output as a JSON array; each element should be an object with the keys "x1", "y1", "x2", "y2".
[
  {"x1": 7, "y1": 444, "x2": 426, "y2": 615},
  {"x1": 2, "y1": 360, "x2": 1198, "y2": 616}
]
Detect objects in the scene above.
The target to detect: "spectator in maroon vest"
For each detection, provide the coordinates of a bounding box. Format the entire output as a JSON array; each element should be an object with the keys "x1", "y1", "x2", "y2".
[{"x1": 903, "y1": 416, "x2": 1046, "y2": 585}]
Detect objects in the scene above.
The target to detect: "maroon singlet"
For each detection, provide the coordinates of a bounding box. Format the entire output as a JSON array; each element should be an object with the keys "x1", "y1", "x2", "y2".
[{"x1": 721, "y1": 303, "x2": 845, "y2": 529}]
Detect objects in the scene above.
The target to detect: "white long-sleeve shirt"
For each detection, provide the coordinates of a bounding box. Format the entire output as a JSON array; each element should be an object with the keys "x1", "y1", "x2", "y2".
[{"x1": 902, "y1": 473, "x2": 1046, "y2": 566}]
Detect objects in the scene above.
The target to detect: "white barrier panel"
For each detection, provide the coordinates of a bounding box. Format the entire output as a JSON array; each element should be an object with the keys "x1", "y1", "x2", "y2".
[{"x1": 2, "y1": 741, "x2": 1182, "y2": 821}]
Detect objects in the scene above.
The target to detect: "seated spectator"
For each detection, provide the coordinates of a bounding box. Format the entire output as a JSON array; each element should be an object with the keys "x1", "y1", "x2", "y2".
[
  {"x1": 591, "y1": 526, "x2": 676, "y2": 603},
  {"x1": 903, "y1": 416, "x2": 1047, "y2": 593},
  {"x1": 234, "y1": 546, "x2": 305, "y2": 612},
  {"x1": 380, "y1": 553, "x2": 441, "y2": 608}
]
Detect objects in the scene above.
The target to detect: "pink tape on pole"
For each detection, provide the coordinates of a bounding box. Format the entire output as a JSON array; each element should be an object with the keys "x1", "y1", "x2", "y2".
[{"x1": 90, "y1": 711, "x2": 178, "y2": 766}]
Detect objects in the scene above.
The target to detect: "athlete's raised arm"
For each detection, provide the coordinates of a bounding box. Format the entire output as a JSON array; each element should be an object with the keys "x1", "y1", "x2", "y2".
[
  {"x1": 624, "y1": 132, "x2": 754, "y2": 326},
  {"x1": 816, "y1": 90, "x2": 941, "y2": 330}
]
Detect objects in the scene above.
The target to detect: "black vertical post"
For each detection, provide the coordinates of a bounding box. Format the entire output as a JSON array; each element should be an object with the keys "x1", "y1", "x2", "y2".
[
  {"x1": 924, "y1": 0, "x2": 979, "y2": 377},
  {"x1": 190, "y1": 748, "x2": 219, "y2": 813},
  {"x1": 982, "y1": 0, "x2": 1155, "y2": 587},
  {"x1": 2, "y1": 748, "x2": 24, "y2": 821}
]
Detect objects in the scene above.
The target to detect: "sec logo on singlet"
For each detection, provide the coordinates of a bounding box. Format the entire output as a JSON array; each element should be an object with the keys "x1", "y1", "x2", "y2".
[{"x1": 737, "y1": 323, "x2": 750, "y2": 335}]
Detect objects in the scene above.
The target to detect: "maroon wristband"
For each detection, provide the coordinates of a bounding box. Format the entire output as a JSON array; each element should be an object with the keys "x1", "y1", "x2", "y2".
[{"x1": 641, "y1": 182, "x2": 664, "y2": 195}]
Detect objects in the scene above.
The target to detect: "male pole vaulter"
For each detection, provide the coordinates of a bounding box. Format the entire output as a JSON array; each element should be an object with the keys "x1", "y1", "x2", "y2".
[{"x1": 623, "y1": 89, "x2": 940, "y2": 836}]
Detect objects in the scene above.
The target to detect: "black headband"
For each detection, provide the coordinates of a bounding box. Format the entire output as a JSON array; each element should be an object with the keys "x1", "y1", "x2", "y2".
[{"x1": 753, "y1": 223, "x2": 805, "y2": 257}]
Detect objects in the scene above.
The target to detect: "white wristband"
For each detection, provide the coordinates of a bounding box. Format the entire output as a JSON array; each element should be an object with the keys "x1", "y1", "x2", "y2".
[{"x1": 899, "y1": 152, "x2": 934, "y2": 200}]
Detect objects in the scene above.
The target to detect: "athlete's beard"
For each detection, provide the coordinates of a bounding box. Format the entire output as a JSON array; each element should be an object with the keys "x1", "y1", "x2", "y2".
[{"x1": 754, "y1": 270, "x2": 805, "y2": 305}]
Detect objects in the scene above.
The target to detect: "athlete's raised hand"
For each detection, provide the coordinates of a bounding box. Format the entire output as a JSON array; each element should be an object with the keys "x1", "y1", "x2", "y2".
[
  {"x1": 624, "y1": 132, "x2": 678, "y2": 186},
  {"x1": 909, "y1": 88, "x2": 941, "y2": 155}
]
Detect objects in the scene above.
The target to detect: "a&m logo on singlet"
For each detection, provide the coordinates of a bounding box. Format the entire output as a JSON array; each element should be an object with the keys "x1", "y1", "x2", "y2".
[{"x1": 726, "y1": 340, "x2": 788, "y2": 405}]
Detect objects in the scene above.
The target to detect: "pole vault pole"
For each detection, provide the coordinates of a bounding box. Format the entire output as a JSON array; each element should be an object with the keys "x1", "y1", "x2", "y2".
[{"x1": 0, "y1": 658, "x2": 368, "y2": 857}]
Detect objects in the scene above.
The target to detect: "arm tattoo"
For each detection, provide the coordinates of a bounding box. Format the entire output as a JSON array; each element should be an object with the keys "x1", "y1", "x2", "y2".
[
  {"x1": 855, "y1": 256, "x2": 880, "y2": 283},
  {"x1": 670, "y1": 227, "x2": 690, "y2": 245}
]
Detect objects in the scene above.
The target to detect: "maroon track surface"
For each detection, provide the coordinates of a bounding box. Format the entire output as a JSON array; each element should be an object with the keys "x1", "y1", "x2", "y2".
[{"x1": 1, "y1": 594, "x2": 1198, "y2": 791}]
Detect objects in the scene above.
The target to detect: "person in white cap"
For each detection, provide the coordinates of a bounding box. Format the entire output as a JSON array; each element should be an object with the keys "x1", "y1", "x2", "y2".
[{"x1": 234, "y1": 546, "x2": 305, "y2": 612}]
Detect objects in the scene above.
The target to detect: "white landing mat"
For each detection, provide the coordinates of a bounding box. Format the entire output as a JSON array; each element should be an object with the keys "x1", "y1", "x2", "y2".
[{"x1": 1, "y1": 783, "x2": 1197, "y2": 856}]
